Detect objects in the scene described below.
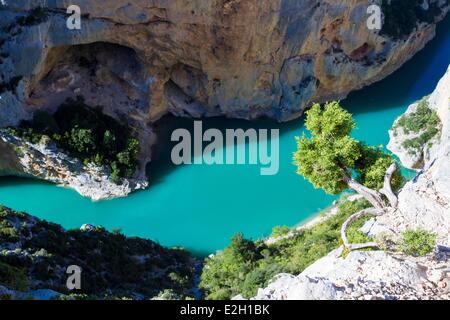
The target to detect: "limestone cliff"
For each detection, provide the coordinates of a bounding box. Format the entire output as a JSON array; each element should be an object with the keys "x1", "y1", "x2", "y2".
[
  {"x1": 1, "y1": 0, "x2": 449, "y2": 127},
  {"x1": 1, "y1": 1, "x2": 449, "y2": 197},
  {"x1": 245, "y1": 65, "x2": 450, "y2": 300}
]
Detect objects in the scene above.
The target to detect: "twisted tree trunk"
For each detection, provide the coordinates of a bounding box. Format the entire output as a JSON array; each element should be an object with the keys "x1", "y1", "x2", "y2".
[
  {"x1": 342, "y1": 162, "x2": 399, "y2": 210},
  {"x1": 343, "y1": 174, "x2": 386, "y2": 209},
  {"x1": 379, "y1": 163, "x2": 399, "y2": 209},
  {"x1": 340, "y1": 163, "x2": 400, "y2": 251}
]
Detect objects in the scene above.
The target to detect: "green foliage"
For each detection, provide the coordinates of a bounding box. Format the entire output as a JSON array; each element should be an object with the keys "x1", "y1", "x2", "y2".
[
  {"x1": 394, "y1": 98, "x2": 441, "y2": 154},
  {"x1": 66, "y1": 127, "x2": 96, "y2": 154},
  {"x1": 200, "y1": 198, "x2": 370, "y2": 299},
  {"x1": 381, "y1": 0, "x2": 446, "y2": 39},
  {"x1": 200, "y1": 233, "x2": 263, "y2": 300},
  {"x1": 16, "y1": 7, "x2": 48, "y2": 26},
  {"x1": 400, "y1": 228, "x2": 437, "y2": 257},
  {"x1": 0, "y1": 220, "x2": 19, "y2": 242},
  {"x1": 357, "y1": 146, "x2": 405, "y2": 191},
  {"x1": 294, "y1": 102, "x2": 361, "y2": 194},
  {"x1": 346, "y1": 215, "x2": 372, "y2": 244},
  {"x1": 0, "y1": 261, "x2": 29, "y2": 291},
  {"x1": 294, "y1": 101, "x2": 403, "y2": 195},
  {"x1": 0, "y1": 205, "x2": 196, "y2": 299},
  {"x1": 396, "y1": 98, "x2": 440, "y2": 134},
  {"x1": 271, "y1": 226, "x2": 290, "y2": 238},
  {"x1": 403, "y1": 127, "x2": 440, "y2": 155},
  {"x1": 11, "y1": 96, "x2": 140, "y2": 181}
]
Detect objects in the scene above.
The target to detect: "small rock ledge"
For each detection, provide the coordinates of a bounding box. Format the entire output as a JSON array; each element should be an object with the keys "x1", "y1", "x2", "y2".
[{"x1": 0, "y1": 130, "x2": 148, "y2": 201}]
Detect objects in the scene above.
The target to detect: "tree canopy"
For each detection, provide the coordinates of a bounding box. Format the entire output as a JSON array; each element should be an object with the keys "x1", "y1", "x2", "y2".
[{"x1": 293, "y1": 102, "x2": 404, "y2": 206}]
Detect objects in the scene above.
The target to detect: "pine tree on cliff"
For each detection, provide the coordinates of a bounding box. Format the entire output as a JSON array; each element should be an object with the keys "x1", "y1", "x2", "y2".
[{"x1": 293, "y1": 102, "x2": 404, "y2": 249}]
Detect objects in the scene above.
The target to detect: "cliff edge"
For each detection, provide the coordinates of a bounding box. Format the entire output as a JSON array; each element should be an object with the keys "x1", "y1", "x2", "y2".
[{"x1": 245, "y1": 65, "x2": 450, "y2": 300}]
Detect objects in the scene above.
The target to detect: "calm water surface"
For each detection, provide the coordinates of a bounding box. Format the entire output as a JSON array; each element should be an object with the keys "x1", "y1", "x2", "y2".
[{"x1": 1, "y1": 16, "x2": 449, "y2": 255}]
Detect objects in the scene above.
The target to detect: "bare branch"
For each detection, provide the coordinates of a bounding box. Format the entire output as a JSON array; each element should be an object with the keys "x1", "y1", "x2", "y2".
[
  {"x1": 343, "y1": 173, "x2": 386, "y2": 209},
  {"x1": 379, "y1": 162, "x2": 398, "y2": 209},
  {"x1": 341, "y1": 208, "x2": 383, "y2": 251}
]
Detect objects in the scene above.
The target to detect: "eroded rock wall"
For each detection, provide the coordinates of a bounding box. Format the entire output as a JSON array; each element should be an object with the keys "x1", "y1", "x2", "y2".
[
  {"x1": 244, "y1": 65, "x2": 450, "y2": 300},
  {"x1": 1, "y1": 0, "x2": 449, "y2": 129}
]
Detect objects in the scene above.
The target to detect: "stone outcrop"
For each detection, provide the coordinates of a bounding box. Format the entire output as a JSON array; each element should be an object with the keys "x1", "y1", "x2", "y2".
[
  {"x1": 1, "y1": 0, "x2": 449, "y2": 128},
  {"x1": 247, "y1": 248, "x2": 450, "y2": 300},
  {"x1": 380, "y1": 65, "x2": 450, "y2": 245},
  {"x1": 387, "y1": 99, "x2": 441, "y2": 170},
  {"x1": 0, "y1": 129, "x2": 147, "y2": 200},
  {"x1": 1, "y1": 1, "x2": 449, "y2": 198},
  {"x1": 245, "y1": 65, "x2": 450, "y2": 300}
]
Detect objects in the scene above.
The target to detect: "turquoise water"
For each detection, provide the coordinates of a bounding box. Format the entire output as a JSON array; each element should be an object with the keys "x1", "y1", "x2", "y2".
[{"x1": 1, "y1": 16, "x2": 449, "y2": 255}]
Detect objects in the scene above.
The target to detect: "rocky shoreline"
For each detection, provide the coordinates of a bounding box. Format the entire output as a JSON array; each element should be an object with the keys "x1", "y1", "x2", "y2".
[{"x1": 0, "y1": 129, "x2": 148, "y2": 201}]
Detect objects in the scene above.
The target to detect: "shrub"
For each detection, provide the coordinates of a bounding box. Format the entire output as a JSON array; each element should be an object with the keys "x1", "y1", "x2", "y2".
[
  {"x1": 400, "y1": 228, "x2": 437, "y2": 257},
  {"x1": 394, "y1": 98, "x2": 441, "y2": 154},
  {"x1": 11, "y1": 96, "x2": 140, "y2": 181},
  {"x1": 0, "y1": 261, "x2": 29, "y2": 291},
  {"x1": 0, "y1": 220, "x2": 19, "y2": 241},
  {"x1": 396, "y1": 98, "x2": 439, "y2": 134},
  {"x1": 200, "y1": 198, "x2": 370, "y2": 299},
  {"x1": 381, "y1": 0, "x2": 446, "y2": 39},
  {"x1": 346, "y1": 215, "x2": 372, "y2": 244},
  {"x1": 403, "y1": 127, "x2": 440, "y2": 155},
  {"x1": 271, "y1": 226, "x2": 290, "y2": 238}
]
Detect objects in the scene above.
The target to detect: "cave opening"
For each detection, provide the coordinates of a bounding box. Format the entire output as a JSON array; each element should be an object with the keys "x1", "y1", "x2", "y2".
[{"x1": 27, "y1": 42, "x2": 152, "y2": 124}]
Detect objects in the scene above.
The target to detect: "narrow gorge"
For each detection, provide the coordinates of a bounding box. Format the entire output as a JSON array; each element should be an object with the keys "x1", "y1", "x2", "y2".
[{"x1": 1, "y1": 0, "x2": 450, "y2": 301}]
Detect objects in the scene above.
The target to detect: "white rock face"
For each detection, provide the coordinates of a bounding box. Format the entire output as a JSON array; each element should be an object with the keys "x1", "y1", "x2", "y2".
[
  {"x1": 380, "y1": 66, "x2": 450, "y2": 246},
  {"x1": 252, "y1": 249, "x2": 444, "y2": 300},
  {"x1": 248, "y1": 65, "x2": 450, "y2": 300}
]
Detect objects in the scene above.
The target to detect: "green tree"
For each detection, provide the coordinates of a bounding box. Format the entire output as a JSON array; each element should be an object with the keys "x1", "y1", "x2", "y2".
[
  {"x1": 103, "y1": 130, "x2": 117, "y2": 152},
  {"x1": 126, "y1": 138, "x2": 140, "y2": 158},
  {"x1": 200, "y1": 233, "x2": 259, "y2": 299},
  {"x1": 67, "y1": 127, "x2": 96, "y2": 155},
  {"x1": 293, "y1": 102, "x2": 403, "y2": 210}
]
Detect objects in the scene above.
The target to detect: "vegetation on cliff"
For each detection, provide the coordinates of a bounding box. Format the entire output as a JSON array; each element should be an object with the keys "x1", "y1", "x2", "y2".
[
  {"x1": 7, "y1": 96, "x2": 140, "y2": 182},
  {"x1": 200, "y1": 198, "x2": 370, "y2": 299},
  {"x1": 381, "y1": 0, "x2": 449, "y2": 39},
  {"x1": 0, "y1": 205, "x2": 196, "y2": 299},
  {"x1": 201, "y1": 101, "x2": 408, "y2": 300},
  {"x1": 400, "y1": 228, "x2": 437, "y2": 257},
  {"x1": 293, "y1": 101, "x2": 404, "y2": 210},
  {"x1": 393, "y1": 97, "x2": 441, "y2": 155}
]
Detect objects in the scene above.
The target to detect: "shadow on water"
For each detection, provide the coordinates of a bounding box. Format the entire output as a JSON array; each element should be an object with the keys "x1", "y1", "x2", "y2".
[
  {"x1": 0, "y1": 176, "x2": 54, "y2": 188},
  {"x1": 147, "y1": 114, "x2": 293, "y2": 188},
  {"x1": 147, "y1": 13, "x2": 450, "y2": 185}
]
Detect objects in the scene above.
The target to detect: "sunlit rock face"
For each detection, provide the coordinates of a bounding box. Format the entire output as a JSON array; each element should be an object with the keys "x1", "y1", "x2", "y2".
[
  {"x1": 0, "y1": 0, "x2": 448, "y2": 193},
  {"x1": 1, "y1": 0, "x2": 449, "y2": 129},
  {"x1": 246, "y1": 66, "x2": 450, "y2": 301}
]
